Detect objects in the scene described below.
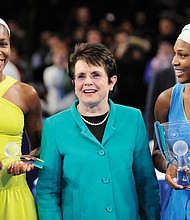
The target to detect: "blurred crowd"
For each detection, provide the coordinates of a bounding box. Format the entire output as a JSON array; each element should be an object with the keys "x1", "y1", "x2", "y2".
[{"x1": 2, "y1": 1, "x2": 190, "y2": 121}]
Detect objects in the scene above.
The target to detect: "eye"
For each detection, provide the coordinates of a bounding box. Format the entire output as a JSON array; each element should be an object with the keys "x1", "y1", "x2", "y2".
[
  {"x1": 78, "y1": 75, "x2": 84, "y2": 79},
  {"x1": 76, "y1": 73, "x2": 86, "y2": 80},
  {"x1": 92, "y1": 72, "x2": 101, "y2": 79},
  {"x1": 0, "y1": 43, "x2": 8, "y2": 47},
  {"x1": 179, "y1": 53, "x2": 189, "y2": 58}
]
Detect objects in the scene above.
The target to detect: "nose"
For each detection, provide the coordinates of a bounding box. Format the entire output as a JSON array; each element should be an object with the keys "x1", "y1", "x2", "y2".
[
  {"x1": 84, "y1": 75, "x2": 93, "y2": 85},
  {"x1": 172, "y1": 54, "x2": 180, "y2": 66}
]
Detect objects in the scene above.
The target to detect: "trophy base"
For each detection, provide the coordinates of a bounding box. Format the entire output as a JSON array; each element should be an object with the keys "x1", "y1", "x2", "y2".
[
  {"x1": 20, "y1": 156, "x2": 44, "y2": 169},
  {"x1": 177, "y1": 170, "x2": 190, "y2": 187}
]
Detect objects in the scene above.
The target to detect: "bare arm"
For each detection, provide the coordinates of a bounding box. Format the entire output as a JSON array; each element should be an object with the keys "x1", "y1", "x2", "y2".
[
  {"x1": 152, "y1": 87, "x2": 172, "y2": 173},
  {"x1": 24, "y1": 85, "x2": 43, "y2": 156},
  {"x1": 152, "y1": 86, "x2": 184, "y2": 189},
  {"x1": 5, "y1": 82, "x2": 43, "y2": 175}
]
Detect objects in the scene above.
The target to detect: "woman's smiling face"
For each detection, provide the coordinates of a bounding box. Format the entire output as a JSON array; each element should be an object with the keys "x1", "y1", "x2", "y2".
[
  {"x1": 0, "y1": 24, "x2": 10, "y2": 74},
  {"x1": 172, "y1": 39, "x2": 190, "y2": 84},
  {"x1": 74, "y1": 60, "x2": 117, "y2": 108}
]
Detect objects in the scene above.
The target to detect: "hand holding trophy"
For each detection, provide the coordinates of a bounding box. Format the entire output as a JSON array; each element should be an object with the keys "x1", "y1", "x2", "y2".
[
  {"x1": 0, "y1": 142, "x2": 44, "y2": 172},
  {"x1": 154, "y1": 120, "x2": 190, "y2": 187}
]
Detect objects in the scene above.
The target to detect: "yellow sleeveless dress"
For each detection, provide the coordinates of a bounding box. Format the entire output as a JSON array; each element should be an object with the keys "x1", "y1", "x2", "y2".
[{"x1": 0, "y1": 76, "x2": 38, "y2": 220}]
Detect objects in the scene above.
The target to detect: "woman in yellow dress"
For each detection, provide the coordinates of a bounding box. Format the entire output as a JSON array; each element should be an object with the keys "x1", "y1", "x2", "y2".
[{"x1": 0, "y1": 18, "x2": 42, "y2": 220}]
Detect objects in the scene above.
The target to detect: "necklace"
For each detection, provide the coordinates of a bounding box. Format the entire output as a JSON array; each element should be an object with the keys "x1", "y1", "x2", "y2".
[{"x1": 80, "y1": 112, "x2": 109, "y2": 126}]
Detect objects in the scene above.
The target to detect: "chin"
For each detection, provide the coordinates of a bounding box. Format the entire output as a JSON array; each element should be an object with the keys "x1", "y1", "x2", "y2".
[{"x1": 177, "y1": 78, "x2": 188, "y2": 84}]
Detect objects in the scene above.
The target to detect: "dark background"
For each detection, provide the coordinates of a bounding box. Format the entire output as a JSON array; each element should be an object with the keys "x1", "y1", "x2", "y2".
[{"x1": 2, "y1": 0, "x2": 190, "y2": 55}]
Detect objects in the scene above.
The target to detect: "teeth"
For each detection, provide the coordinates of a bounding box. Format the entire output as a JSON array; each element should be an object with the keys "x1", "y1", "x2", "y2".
[
  {"x1": 175, "y1": 70, "x2": 183, "y2": 73},
  {"x1": 84, "y1": 90, "x2": 95, "y2": 93}
]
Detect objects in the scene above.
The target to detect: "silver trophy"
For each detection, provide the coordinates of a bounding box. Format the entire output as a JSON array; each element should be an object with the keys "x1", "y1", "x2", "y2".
[
  {"x1": 0, "y1": 142, "x2": 44, "y2": 171},
  {"x1": 154, "y1": 120, "x2": 190, "y2": 187}
]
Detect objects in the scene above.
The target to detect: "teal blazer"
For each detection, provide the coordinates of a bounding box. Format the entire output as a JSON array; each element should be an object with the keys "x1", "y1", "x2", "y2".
[{"x1": 37, "y1": 99, "x2": 160, "y2": 220}]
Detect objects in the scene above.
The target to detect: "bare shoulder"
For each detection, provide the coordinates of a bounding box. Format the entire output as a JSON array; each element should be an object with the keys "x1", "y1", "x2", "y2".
[
  {"x1": 7, "y1": 81, "x2": 41, "y2": 114},
  {"x1": 156, "y1": 87, "x2": 173, "y2": 106},
  {"x1": 16, "y1": 81, "x2": 38, "y2": 95},
  {"x1": 154, "y1": 87, "x2": 173, "y2": 122}
]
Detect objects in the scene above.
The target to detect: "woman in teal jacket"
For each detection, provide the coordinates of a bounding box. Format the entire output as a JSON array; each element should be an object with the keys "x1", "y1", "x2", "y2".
[{"x1": 36, "y1": 42, "x2": 160, "y2": 220}]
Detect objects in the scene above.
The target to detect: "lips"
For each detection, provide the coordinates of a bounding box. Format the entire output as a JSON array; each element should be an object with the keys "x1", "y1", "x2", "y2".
[
  {"x1": 175, "y1": 69, "x2": 185, "y2": 77},
  {"x1": 83, "y1": 89, "x2": 97, "y2": 93},
  {"x1": 0, "y1": 59, "x2": 5, "y2": 67}
]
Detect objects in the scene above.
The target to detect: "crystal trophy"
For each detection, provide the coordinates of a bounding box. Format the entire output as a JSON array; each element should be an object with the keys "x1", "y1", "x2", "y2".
[
  {"x1": 1, "y1": 142, "x2": 44, "y2": 170},
  {"x1": 154, "y1": 120, "x2": 190, "y2": 187}
]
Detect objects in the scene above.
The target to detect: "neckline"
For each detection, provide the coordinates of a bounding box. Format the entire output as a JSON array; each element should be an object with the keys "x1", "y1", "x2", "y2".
[
  {"x1": 80, "y1": 112, "x2": 109, "y2": 126},
  {"x1": 0, "y1": 74, "x2": 6, "y2": 83}
]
